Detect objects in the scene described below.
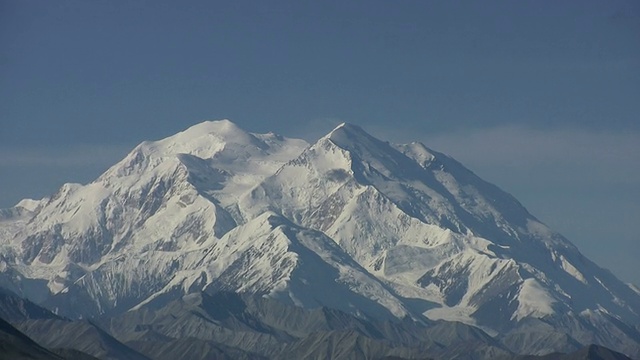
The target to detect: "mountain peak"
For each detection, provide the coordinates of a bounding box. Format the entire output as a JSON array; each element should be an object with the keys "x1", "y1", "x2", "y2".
[
  {"x1": 14, "y1": 198, "x2": 43, "y2": 212},
  {"x1": 327, "y1": 122, "x2": 371, "y2": 142},
  {"x1": 323, "y1": 122, "x2": 392, "y2": 160},
  {"x1": 166, "y1": 119, "x2": 253, "y2": 146},
  {"x1": 182, "y1": 119, "x2": 245, "y2": 137},
  {"x1": 131, "y1": 119, "x2": 262, "y2": 161},
  {"x1": 330, "y1": 122, "x2": 360, "y2": 131}
]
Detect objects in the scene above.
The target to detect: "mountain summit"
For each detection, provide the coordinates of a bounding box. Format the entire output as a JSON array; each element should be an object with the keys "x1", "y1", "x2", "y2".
[{"x1": 1, "y1": 120, "x2": 639, "y2": 357}]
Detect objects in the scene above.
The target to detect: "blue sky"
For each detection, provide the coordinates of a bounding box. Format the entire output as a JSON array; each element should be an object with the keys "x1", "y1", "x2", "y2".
[{"x1": 1, "y1": 1, "x2": 639, "y2": 284}]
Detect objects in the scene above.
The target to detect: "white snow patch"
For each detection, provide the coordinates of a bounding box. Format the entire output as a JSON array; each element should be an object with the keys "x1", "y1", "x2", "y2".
[
  {"x1": 15, "y1": 198, "x2": 43, "y2": 212},
  {"x1": 559, "y1": 255, "x2": 587, "y2": 284},
  {"x1": 513, "y1": 278, "x2": 557, "y2": 321},
  {"x1": 425, "y1": 305, "x2": 477, "y2": 325}
]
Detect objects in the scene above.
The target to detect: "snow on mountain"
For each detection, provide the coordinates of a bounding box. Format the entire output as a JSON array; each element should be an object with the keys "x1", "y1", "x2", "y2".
[
  {"x1": 201, "y1": 211, "x2": 411, "y2": 320},
  {"x1": 0, "y1": 120, "x2": 308, "y2": 308},
  {"x1": 1, "y1": 119, "x2": 639, "y2": 357},
  {"x1": 237, "y1": 122, "x2": 640, "y2": 355}
]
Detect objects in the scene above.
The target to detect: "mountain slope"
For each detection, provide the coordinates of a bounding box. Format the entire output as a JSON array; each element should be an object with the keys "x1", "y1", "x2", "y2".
[
  {"x1": 238, "y1": 123, "x2": 640, "y2": 356},
  {"x1": 0, "y1": 289, "x2": 144, "y2": 360},
  {"x1": 104, "y1": 291, "x2": 511, "y2": 360},
  {"x1": 0, "y1": 120, "x2": 308, "y2": 317},
  {"x1": 0, "y1": 288, "x2": 62, "y2": 323},
  {"x1": 0, "y1": 316, "x2": 61, "y2": 360},
  {"x1": 15, "y1": 319, "x2": 150, "y2": 360},
  {"x1": 514, "y1": 344, "x2": 633, "y2": 360},
  {"x1": 0, "y1": 120, "x2": 639, "y2": 358}
]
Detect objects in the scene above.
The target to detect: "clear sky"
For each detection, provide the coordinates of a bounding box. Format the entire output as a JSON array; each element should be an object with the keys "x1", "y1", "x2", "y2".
[{"x1": 1, "y1": 1, "x2": 639, "y2": 284}]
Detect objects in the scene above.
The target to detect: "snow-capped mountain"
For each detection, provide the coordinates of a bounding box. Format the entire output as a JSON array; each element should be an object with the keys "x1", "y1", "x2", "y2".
[{"x1": 1, "y1": 120, "x2": 639, "y2": 357}]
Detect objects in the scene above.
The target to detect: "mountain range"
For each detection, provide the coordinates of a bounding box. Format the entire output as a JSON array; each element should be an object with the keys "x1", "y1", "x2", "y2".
[{"x1": 1, "y1": 120, "x2": 638, "y2": 359}]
